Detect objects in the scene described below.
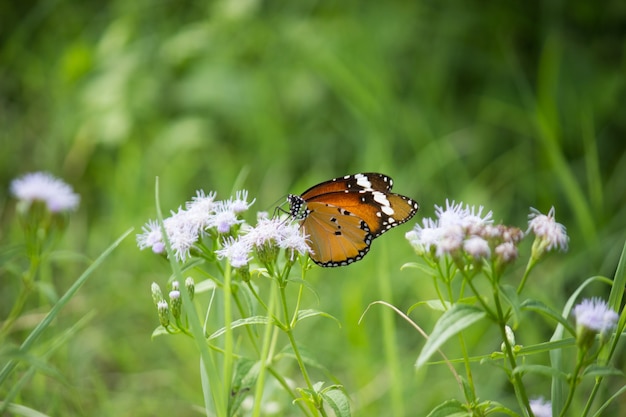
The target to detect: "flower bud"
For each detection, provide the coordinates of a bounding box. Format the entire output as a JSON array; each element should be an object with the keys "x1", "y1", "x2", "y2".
[
  {"x1": 157, "y1": 300, "x2": 170, "y2": 327},
  {"x1": 151, "y1": 282, "x2": 164, "y2": 306},
  {"x1": 169, "y1": 290, "x2": 182, "y2": 319},
  {"x1": 185, "y1": 277, "x2": 195, "y2": 301}
]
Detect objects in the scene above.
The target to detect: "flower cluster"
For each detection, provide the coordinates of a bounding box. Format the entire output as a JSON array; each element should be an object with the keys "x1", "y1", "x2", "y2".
[
  {"x1": 406, "y1": 202, "x2": 569, "y2": 271},
  {"x1": 216, "y1": 214, "x2": 310, "y2": 269},
  {"x1": 10, "y1": 171, "x2": 80, "y2": 213},
  {"x1": 136, "y1": 190, "x2": 254, "y2": 261},
  {"x1": 405, "y1": 200, "x2": 523, "y2": 267}
]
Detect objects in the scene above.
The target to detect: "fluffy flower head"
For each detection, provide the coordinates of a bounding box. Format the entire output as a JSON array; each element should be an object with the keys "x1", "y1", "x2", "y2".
[
  {"x1": 11, "y1": 171, "x2": 80, "y2": 213},
  {"x1": 529, "y1": 397, "x2": 552, "y2": 417},
  {"x1": 528, "y1": 207, "x2": 569, "y2": 253}
]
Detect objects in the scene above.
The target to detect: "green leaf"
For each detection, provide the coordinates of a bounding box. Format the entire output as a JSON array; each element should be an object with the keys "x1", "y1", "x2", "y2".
[
  {"x1": 425, "y1": 399, "x2": 470, "y2": 417},
  {"x1": 0, "y1": 229, "x2": 133, "y2": 389},
  {"x1": 194, "y1": 278, "x2": 217, "y2": 293},
  {"x1": 294, "y1": 309, "x2": 341, "y2": 328},
  {"x1": 151, "y1": 325, "x2": 170, "y2": 339},
  {"x1": 208, "y1": 316, "x2": 273, "y2": 340},
  {"x1": 229, "y1": 358, "x2": 259, "y2": 416},
  {"x1": 278, "y1": 344, "x2": 328, "y2": 373},
  {"x1": 582, "y1": 365, "x2": 624, "y2": 378},
  {"x1": 321, "y1": 386, "x2": 351, "y2": 417},
  {"x1": 415, "y1": 304, "x2": 486, "y2": 370},
  {"x1": 513, "y1": 364, "x2": 568, "y2": 380},
  {"x1": 521, "y1": 298, "x2": 576, "y2": 336},
  {"x1": 408, "y1": 299, "x2": 452, "y2": 314}
]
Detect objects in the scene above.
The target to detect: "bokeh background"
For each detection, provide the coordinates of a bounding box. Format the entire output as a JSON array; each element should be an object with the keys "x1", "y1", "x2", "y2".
[{"x1": 1, "y1": 1, "x2": 625, "y2": 416}]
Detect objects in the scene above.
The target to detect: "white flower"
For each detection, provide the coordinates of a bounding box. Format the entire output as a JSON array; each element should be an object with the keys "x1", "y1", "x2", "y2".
[
  {"x1": 211, "y1": 202, "x2": 244, "y2": 233},
  {"x1": 463, "y1": 236, "x2": 490, "y2": 260},
  {"x1": 529, "y1": 397, "x2": 552, "y2": 417},
  {"x1": 10, "y1": 171, "x2": 80, "y2": 212},
  {"x1": 277, "y1": 222, "x2": 310, "y2": 259},
  {"x1": 436, "y1": 224, "x2": 464, "y2": 257},
  {"x1": 137, "y1": 219, "x2": 165, "y2": 254},
  {"x1": 573, "y1": 298, "x2": 619, "y2": 335},
  {"x1": 216, "y1": 236, "x2": 253, "y2": 268},
  {"x1": 495, "y1": 242, "x2": 518, "y2": 263},
  {"x1": 435, "y1": 200, "x2": 468, "y2": 228},
  {"x1": 185, "y1": 190, "x2": 217, "y2": 233},
  {"x1": 227, "y1": 190, "x2": 255, "y2": 214},
  {"x1": 528, "y1": 207, "x2": 568, "y2": 252}
]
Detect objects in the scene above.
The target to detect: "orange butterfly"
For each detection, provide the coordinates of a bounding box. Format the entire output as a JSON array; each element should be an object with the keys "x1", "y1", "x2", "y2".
[{"x1": 288, "y1": 173, "x2": 419, "y2": 267}]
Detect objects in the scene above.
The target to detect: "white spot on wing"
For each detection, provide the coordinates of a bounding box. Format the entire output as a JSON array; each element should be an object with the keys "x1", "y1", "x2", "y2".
[{"x1": 355, "y1": 174, "x2": 373, "y2": 190}]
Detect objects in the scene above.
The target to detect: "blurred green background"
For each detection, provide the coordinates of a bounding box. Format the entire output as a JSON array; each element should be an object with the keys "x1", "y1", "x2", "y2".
[{"x1": 1, "y1": 0, "x2": 626, "y2": 415}]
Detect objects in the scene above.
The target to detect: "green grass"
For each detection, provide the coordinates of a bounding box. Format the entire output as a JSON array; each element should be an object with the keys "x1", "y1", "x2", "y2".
[{"x1": 1, "y1": 1, "x2": 626, "y2": 416}]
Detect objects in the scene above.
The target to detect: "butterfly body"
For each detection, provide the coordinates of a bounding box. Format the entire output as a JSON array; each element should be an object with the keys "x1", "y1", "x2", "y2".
[{"x1": 288, "y1": 173, "x2": 419, "y2": 267}]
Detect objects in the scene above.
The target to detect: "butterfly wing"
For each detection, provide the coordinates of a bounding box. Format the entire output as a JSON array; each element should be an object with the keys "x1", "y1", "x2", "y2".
[
  {"x1": 300, "y1": 173, "x2": 394, "y2": 200},
  {"x1": 305, "y1": 189, "x2": 419, "y2": 237},
  {"x1": 302, "y1": 201, "x2": 373, "y2": 267}
]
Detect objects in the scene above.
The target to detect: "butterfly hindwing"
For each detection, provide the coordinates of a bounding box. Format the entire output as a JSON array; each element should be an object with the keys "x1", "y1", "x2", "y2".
[{"x1": 303, "y1": 201, "x2": 373, "y2": 267}]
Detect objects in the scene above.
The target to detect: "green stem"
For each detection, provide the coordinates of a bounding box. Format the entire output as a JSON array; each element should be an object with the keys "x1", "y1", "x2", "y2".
[
  {"x1": 279, "y1": 285, "x2": 315, "y2": 393},
  {"x1": 0, "y1": 254, "x2": 40, "y2": 339},
  {"x1": 223, "y1": 264, "x2": 234, "y2": 405},
  {"x1": 516, "y1": 256, "x2": 538, "y2": 295},
  {"x1": 557, "y1": 350, "x2": 586, "y2": 417},
  {"x1": 493, "y1": 285, "x2": 531, "y2": 416},
  {"x1": 252, "y1": 278, "x2": 278, "y2": 417}
]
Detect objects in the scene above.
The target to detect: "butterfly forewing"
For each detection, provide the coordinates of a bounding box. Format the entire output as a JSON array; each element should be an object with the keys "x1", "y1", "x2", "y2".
[{"x1": 300, "y1": 173, "x2": 393, "y2": 200}]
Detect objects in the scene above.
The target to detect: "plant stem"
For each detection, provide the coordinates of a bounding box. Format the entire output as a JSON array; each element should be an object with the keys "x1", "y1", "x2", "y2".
[{"x1": 492, "y1": 285, "x2": 531, "y2": 416}]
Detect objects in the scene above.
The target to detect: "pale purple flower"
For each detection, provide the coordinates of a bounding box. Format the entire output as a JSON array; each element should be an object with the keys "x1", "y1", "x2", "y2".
[
  {"x1": 164, "y1": 208, "x2": 199, "y2": 262},
  {"x1": 185, "y1": 190, "x2": 217, "y2": 233},
  {"x1": 216, "y1": 236, "x2": 253, "y2": 268},
  {"x1": 227, "y1": 190, "x2": 255, "y2": 214},
  {"x1": 211, "y1": 202, "x2": 244, "y2": 233},
  {"x1": 407, "y1": 201, "x2": 496, "y2": 259},
  {"x1": 528, "y1": 207, "x2": 568, "y2": 252},
  {"x1": 435, "y1": 200, "x2": 468, "y2": 228},
  {"x1": 277, "y1": 222, "x2": 310, "y2": 259},
  {"x1": 242, "y1": 217, "x2": 285, "y2": 248},
  {"x1": 436, "y1": 224, "x2": 464, "y2": 257},
  {"x1": 495, "y1": 242, "x2": 518, "y2": 263},
  {"x1": 573, "y1": 298, "x2": 618, "y2": 335},
  {"x1": 137, "y1": 219, "x2": 165, "y2": 254},
  {"x1": 405, "y1": 218, "x2": 441, "y2": 255},
  {"x1": 10, "y1": 171, "x2": 80, "y2": 212},
  {"x1": 529, "y1": 397, "x2": 551, "y2": 417},
  {"x1": 463, "y1": 236, "x2": 490, "y2": 260}
]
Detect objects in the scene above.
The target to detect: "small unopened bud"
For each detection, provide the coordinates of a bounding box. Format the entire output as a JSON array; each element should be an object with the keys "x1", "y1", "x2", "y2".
[
  {"x1": 151, "y1": 282, "x2": 164, "y2": 306},
  {"x1": 171, "y1": 280, "x2": 180, "y2": 291},
  {"x1": 501, "y1": 325, "x2": 516, "y2": 352},
  {"x1": 169, "y1": 290, "x2": 181, "y2": 319},
  {"x1": 185, "y1": 277, "x2": 195, "y2": 300},
  {"x1": 157, "y1": 300, "x2": 170, "y2": 327}
]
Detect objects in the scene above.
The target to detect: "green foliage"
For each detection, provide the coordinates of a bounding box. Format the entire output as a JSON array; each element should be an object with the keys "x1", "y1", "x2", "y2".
[{"x1": 2, "y1": 0, "x2": 626, "y2": 415}]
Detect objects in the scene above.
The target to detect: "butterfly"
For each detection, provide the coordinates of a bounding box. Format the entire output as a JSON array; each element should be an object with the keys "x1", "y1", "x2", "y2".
[{"x1": 287, "y1": 173, "x2": 419, "y2": 267}]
